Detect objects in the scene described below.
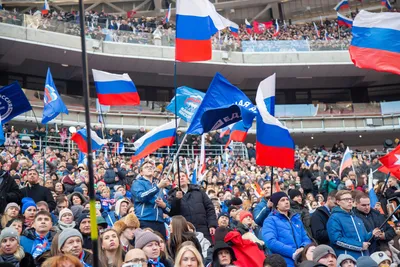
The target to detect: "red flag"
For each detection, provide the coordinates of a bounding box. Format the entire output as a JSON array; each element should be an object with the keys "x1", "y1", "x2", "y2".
[
  {"x1": 252, "y1": 21, "x2": 262, "y2": 34},
  {"x1": 275, "y1": 181, "x2": 281, "y2": 192},
  {"x1": 378, "y1": 165, "x2": 400, "y2": 180},
  {"x1": 127, "y1": 10, "x2": 136, "y2": 18},
  {"x1": 379, "y1": 146, "x2": 400, "y2": 169}
]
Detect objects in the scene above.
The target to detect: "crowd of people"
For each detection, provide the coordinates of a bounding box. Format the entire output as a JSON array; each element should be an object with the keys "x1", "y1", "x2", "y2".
[{"x1": 0, "y1": 123, "x2": 398, "y2": 267}]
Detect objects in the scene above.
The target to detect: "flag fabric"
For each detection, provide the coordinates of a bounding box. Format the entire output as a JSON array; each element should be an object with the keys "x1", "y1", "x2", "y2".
[
  {"x1": 78, "y1": 151, "x2": 87, "y2": 165},
  {"x1": 0, "y1": 118, "x2": 4, "y2": 146},
  {"x1": 382, "y1": 0, "x2": 392, "y2": 10},
  {"x1": 131, "y1": 120, "x2": 179, "y2": 162},
  {"x1": 339, "y1": 147, "x2": 353, "y2": 178},
  {"x1": 245, "y1": 19, "x2": 252, "y2": 34},
  {"x1": 349, "y1": 11, "x2": 400, "y2": 75},
  {"x1": 41, "y1": 68, "x2": 69, "y2": 124},
  {"x1": 176, "y1": 0, "x2": 212, "y2": 62},
  {"x1": 0, "y1": 82, "x2": 32, "y2": 124},
  {"x1": 226, "y1": 121, "x2": 248, "y2": 147},
  {"x1": 229, "y1": 22, "x2": 239, "y2": 38},
  {"x1": 378, "y1": 165, "x2": 400, "y2": 180},
  {"x1": 273, "y1": 19, "x2": 279, "y2": 37},
  {"x1": 251, "y1": 183, "x2": 263, "y2": 198},
  {"x1": 199, "y1": 134, "x2": 206, "y2": 178},
  {"x1": 117, "y1": 131, "x2": 125, "y2": 155},
  {"x1": 313, "y1": 22, "x2": 320, "y2": 38},
  {"x1": 255, "y1": 74, "x2": 295, "y2": 169},
  {"x1": 71, "y1": 128, "x2": 108, "y2": 153},
  {"x1": 218, "y1": 156, "x2": 222, "y2": 172},
  {"x1": 166, "y1": 86, "x2": 205, "y2": 122},
  {"x1": 93, "y1": 69, "x2": 140, "y2": 106},
  {"x1": 127, "y1": 10, "x2": 136, "y2": 18},
  {"x1": 96, "y1": 98, "x2": 109, "y2": 124},
  {"x1": 379, "y1": 146, "x2": 400, "y2": 170},
  {"x1": 184, "y1": 157, "x2": 190, "y2": 175},
  {"x1": 42, "y1": 0, "x2": 49, "y2": 15},
  {"x1": 165, "y1": 3, "x2": 172, "y2": 23},
  {"x1": 219, "y1": 125, "x2": 232, "y2": 139},
  {"x1": 253, "y1": 21, "x2": 273, "y2": 34},
  {"x1": 337, "y1": 13, "x2": 353, "y2": 28},
  {"x1": 187, "y1": 72, "x2": 257, "y2": 135},
  {"x1": 324, "y1": 30, "x2": 331, "y2": 41},
  {"x1": 192, "y1": 156, "x2": 198, "y2": 184},
  {"x1": 207, "y1": 1, "x2": 237, "y2": 35},
  {"x1": 334, "y1": 0, "x2": 349, "y2": 11}
]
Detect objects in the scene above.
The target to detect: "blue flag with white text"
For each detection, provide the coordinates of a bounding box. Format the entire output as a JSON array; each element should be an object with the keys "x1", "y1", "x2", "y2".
[
  {"x1": 187, "y1": 73, "x2": 257, "y2": 134},
  {"x1": 166, "y1": 86, "x2": 205, "y2": 123},
  {"x1": 42, "y1": 68, "x2": 69, "y2": 124},
  {"x1": 0, "y1": 82, "x2": 32, "y2": 124}
]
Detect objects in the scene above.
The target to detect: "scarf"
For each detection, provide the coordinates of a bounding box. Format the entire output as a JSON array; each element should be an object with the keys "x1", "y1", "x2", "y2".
[
  {"x1": 2, "y1": 254, "x2": 20, "y2": 267},
  {"x1": 58, "y1": 220, "x2": 76, "y2": 231},
  {"x1": 148, "y1": 258, "x2": 165, "y2": 267},
  {"x1": 79, "y1": 251, "x2": 92, "y2": 267},
  {"x1": 31, "y1": 233, "x2": 51, "y2": 259},
  {"x1": 24, "y1": 219, "x2": 34, "y2": 228}
]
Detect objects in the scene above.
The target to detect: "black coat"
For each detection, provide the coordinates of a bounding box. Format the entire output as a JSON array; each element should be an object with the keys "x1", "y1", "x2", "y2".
[
  {"x1": 20, "y1": 183, "x2": 56, "y2": 211},
  {"x1": 168, "y1": 185, "x2": 218, "y2": 242},
  {"x1": 0, "y1": 171, "x2": 22, "y2": 214},
  {"x1": 310, "y1": 206, "x2": 331, "y2": 245},
  {"x1": 0, "y1": 252, "x2": 35, "y2": 267},
  {"x1": 168, "y1": 232, "x2": 203, "y2": 261},
  {"x1": 299, "y1": 169, "x2": 315, "y2": 193},
  {"x1": 353, "y1": 208, "x2": 396, "y2": 254}
]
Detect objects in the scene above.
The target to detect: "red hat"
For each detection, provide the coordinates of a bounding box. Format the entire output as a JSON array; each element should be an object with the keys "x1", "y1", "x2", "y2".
[{"x1": 239, "y1": 211, "x2": 253, "y2": 222}]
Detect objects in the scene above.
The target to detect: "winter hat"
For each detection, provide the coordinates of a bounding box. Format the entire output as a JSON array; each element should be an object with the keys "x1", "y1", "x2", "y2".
[
  {"x1": 356, "y1": 256, "x2": 378, "y2": 267},
  {"x1": 313, "y1": 245, "x2": 336, "y2": 262},
  {"x1": 239, "y1": 211, "x2": 253, "y2": 222},
  {"x1": 228, "y1": 206, "x2": 238, "y2": 215},
  {"x1": 113, "y1": 220, "x2": 127, "y2": 235},
  {"x1": 345, "y1": 179, "x2": 353, "y2": 187},
  {"x1": 97, "y1": 216, "x2": 108, "y2": 229},
  {"x1": 134, "y1": 229, "x2": 160, "y2": 249},
  {"x1": 230, "y1": 197, "x2": 242, "y2": 206},
  {"x1": 114, "y1": 192, "x2": 124, "y2": 201},
  {"x1": 270, "y1": 192, "x2": 288, "y2": 208},
  {"x1": 58, "y1": 228, "x2": 83, "y2": 250},
  {"x1": 4, "y1": 203, "x2": 20, "y2": 213},
  {"x1": 288, "y1": 189, "x2": 302, "y2": 200},
  {"x1": 0, "y1": 227, "x2": 20, "y2": 244},
  {"x1": 73, "y1": 186, "x2": 84, "y2": 194},
  {"x1": 21, "y1": 197, "x2": 37, "y2": 214},
  {"x1": 297, "y1": 261, "x2": 327, "y2": 267},
  {"x1": 370, "y1": 251, "x2": 392, "y2": 265},
  {"x1": 218, "y1": 212, "x2": 229, "y2": 220},
  {"x1": 212, "y1": 241, "x2": 237, "y2": 262},
  {"x1": 70, "y1": 205, "x2": 84, "y2": 219},
  {"x1": 59, "y1": 208, "x2": 73, "y2": 220},
  {"x1": 76, "y1": 212, "x2": 90, "y2": 227},
  {"x1": 123, "y1": 213, "x2": 140, "y2": 229},
  {"x1": 337, "y1": 254, "x2": 356, "y2": 266}
]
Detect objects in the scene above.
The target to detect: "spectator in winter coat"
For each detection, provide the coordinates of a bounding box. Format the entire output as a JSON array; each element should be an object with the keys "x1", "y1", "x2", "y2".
[
  {"x1": 210, "y1": 241, "x2": 237, "y2": 267},
  {"x1": 20, "y1": 169, "x2": 56, "y2": 211},
  {"x1": 0, "y1": 157, "x2": 22, "y2": 214},
  {"x1": 288, "y1": 189, "x2": 311, "y2": 236},
  {"x1": 252, "y1": 183, "x2": 273, "y2": 227},
  {"x1": 311, "y1": 190, "x2": 337, "y2": 245},
  {"x1": 169, "y1": 172, "x2": 217, "y2": 242},
  {"x1": 262, "y1": 192, "x2": 311, "y2": 267},
  {"x1": 327, "y1": 190, "x2": 381, "y2": 260},
  {"x1": 104, "y1": 166, "x2": 124, "y2": 188},
  {"x1": 105, "y1": 198, "x2": 130, "y2": 227},
  {"x1": 299, "y1": 164, "x2": 315, "y2": 195},
  {"x1": 312, "y1": 244, "x2": 337, "y2": 267},
  {"x1": 76, "y1": 212, "x2": 92, "y2": 250},
  {"x1": 0, "y1": 227, "x2": 35, "y2": 267},
  {"x1": 58, "y1": 228, "x2": 94, "y2": 267},
  {"x1": 353, "y1": 193, "x2": 396, "y2": 254}
]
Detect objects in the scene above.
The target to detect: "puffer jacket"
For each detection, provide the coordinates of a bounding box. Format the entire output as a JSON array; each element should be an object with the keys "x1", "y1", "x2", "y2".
[
  {"x1": 327, "y1": 206, "x2": 372, "y2": 260},
  {"x1": 20, "y1": 228, "x2": 57, "y2": 257},
  {"x1": 131, "y1": 176, "x2": 170, "y2": 223},
  {"x1": 262, "y1": 210, "x2": 311, "y2": 267},
  {"x1": 310, "y1": 206, "x2": 331, "y2": 245},
  {"x1": 252, "y1": 197, "x2": 271, "y2": 227},
  {"x1": 290, "y1": 200, "x2": 311, "y2": 236},
  {"x1": 195, "y1": 231, "x2": 211, "y2": 258}
]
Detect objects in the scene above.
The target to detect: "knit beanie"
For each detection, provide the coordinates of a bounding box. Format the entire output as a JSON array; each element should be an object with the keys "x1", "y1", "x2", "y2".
[
  {"x1": 239, "y1": 211, "x2": 253, "y2": 222},
  {"x1": 4, "y1": 203, "x2": 20, "y2": 213},
  {"x1": 356, "y1": 256, "x2": 378, "y2": 267},
  {"x1": 313, "y1": 245, "x2": 336, "y2": 262},
  {"x1": 230, "y1": 197, "x2": 242, "y2": 206},
  {"x1": 76, "y1": 212, "x2": 90, "y2": 227},
  {"x1": 21, "y1": 197, "x2": 37, "y2": 214},
  {"x1": 270, "y1": 192, "x2": 288, "y2": 208},
  {"x1": 134, "y1": 229, "x2": 160, "y2": 249},
  {"x1": 59, "y1": 208, "x2": 73, "y2": 220},
  {"x1": 0, "y1": 227, "x2": 20, "y2": 244},
  {"x1": 58, "y1": 228, "x2": 83, "y2": 250},
  {"x1": 218, "y1": 212, "x2": 229, "y2": 220},
  {"x1": 288, "y1": 189, "x2": 302, "y2": 200},
  {"x1": 228, "y1": 206, "x2": 238, "y2": 215}
]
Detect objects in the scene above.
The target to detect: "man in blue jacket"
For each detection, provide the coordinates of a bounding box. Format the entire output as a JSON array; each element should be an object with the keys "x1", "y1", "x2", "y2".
[
  {"x1": 253, "y1": 182, "x2": 273, "y2": 227},
  {"x1": 131, "y1": 160, "x2": 170, "y2": 239},
  {"x1": 327, "y1": 190, "x2": 381, "y2": 260},
  {"x1": 262, "y1": 192, "x2": 311, "y2": 267}
]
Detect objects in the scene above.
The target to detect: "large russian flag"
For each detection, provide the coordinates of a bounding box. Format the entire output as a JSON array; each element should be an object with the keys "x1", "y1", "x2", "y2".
[
  {"x1": 334, "y1": 0, "x2": 349, "y2": 11},
  {"x1": 92, "y1": 69, "x2": 140, "y2": 106},
  {"x1": 71, "y1": 128, "x2": 108, "y2": 153},
  {"x1": 176, "y1": 0, "x2": 212, "y2": 62},
  {"x1": 339, "y1": 147, "x2": 354, "y2": 177},
  {"x1": 255, "y1": 74, "x2": 295, "y2": 169},
  {"x1": 337, "y1": 13, "x2": 353, "y2": 28},
  {"x1": 349, "y1": 11, "x2": 400, "y2": 75},
  {"x1": 131, "y1": 120, "x2": 179, "y2": 162},
  {"x1": 381, "y1": 0, "x2": 392, "y2": 10}
]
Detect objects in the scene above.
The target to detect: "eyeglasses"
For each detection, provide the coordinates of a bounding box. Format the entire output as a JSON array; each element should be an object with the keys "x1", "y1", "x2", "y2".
[{"x1": 340, "y1": 198, "x2": 353, "y2": 202}]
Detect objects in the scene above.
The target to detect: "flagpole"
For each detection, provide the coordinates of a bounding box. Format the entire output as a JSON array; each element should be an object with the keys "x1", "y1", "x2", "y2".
[
  {"x1": 270, "y1": 166, "x2": 274, "y2": 196},
  {"x1": 77, "y1": 2, "x2": 99, "y2": 267},
  {"x1": 43, "y1": 123, "x2": 48, "y2": 180},
  {"x1": 173, "y1": 61, "x2": 181, "y2": 189}
]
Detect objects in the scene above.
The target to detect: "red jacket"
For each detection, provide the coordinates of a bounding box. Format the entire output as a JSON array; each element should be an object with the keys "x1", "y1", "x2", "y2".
[{"x1": 224, "y1": 231, "x2": 265, "y2": 267}]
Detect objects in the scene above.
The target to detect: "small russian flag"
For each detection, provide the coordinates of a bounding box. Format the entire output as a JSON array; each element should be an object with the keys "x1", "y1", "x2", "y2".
[
  {"x1": 337, "y1": 13, "x2": 353, "y2": 28},
  {"x1": 229, "y1": 22, "x2": 239, "y2": 38},
  {"x1": 381, "y1": 0, "x2": 392, "y2": 10},
  {"x1": 42, "y1": 0, "x2": 50, "y2": 15},
  {"x1": 273, "y1": 19, "x2": 280, "y2": 37},
  {"x1": 165, "y1": 3, "x2": 171, "y2": 23},
  {"x1": 92, "y1": 69, "x2": 140, "y2": 106},
  {"x1": 313, "y1": 22, "x2": 320, "y2": 38},
  {"x1": 245, "y1": 19, "x2": 252, "y2": 34},
  {"x1": 334, "y1": 0, "x2": 349, "y2": 11},
  {"x1": 71, "y1": 128, "x2": 108, "y2": 153}
]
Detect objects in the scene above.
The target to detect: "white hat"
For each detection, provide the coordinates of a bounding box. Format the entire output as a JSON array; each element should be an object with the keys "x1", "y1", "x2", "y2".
[{"x1": 371, "y1": 251, "x2": 392, "y2": 265}]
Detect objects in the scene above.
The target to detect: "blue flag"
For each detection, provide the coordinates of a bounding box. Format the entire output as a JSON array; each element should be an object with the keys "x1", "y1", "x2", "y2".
[
  {"x1": 42, "y1": 68, "x2": 69, "y2": 124},
  {"x1": 166, "y1": 86, "x2": 205, "y2": 123},
  {"x1": 0, "y1": 122, "x2": 4, "y2": 146},
  {"x1": 0, "y1": 82, "x2": 32, "y2": 124},
  {"x1": 187, "y1": 73, "x2": 257, "y2": 135}
]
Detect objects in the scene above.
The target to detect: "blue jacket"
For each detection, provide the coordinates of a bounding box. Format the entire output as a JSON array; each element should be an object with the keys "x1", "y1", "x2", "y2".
[
  {"x1": 327, "y1": 206, "x2": 372, "y2": 259},
  {"x1": 253, "y1": 197, "x2": 271, "y2": 227},
  {"x1": 131, "y1": 177, "x2": 170, "y2": 223},
  {"x1": 20, "y1": 228, "x2": 57, "y2": 257},
  {"x1": 262, "y1": 210, "x2": 311, "y2": 267},
  {"x1": 104, "y1": 211, "x2": 120, "y2": 227}
]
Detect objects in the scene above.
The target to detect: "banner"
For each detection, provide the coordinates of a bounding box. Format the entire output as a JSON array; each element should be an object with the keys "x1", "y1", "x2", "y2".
[
  {"x1": 242, "y1": 40, "x2": 310, "y2": 52},
  {"x1": 0, "y1": 82, "x2": 32, "y2": 123},
  {"x1": 166, "y1": 86, "x2": 205, "y2": 122}
]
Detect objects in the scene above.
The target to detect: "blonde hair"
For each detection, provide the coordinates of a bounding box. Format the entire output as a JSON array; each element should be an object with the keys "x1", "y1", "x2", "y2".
[
  {"x1": 1, "y1": 214, "x2": 12, "y2": 229},
  {"x1": 0, "y1": 245, "x2": 25, "y2": 261},
  {"x1": 174, "y1": 245, "x2": 204, "y2": 267}
]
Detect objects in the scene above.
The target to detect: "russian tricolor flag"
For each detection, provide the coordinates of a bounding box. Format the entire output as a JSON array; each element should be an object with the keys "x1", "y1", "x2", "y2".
[
  {"x1": 313, "y1": 22, "x2": 320, "y2": 38},
  {"x1": 93, "y1": 69, "x2": 140, "y2": 106},
  {"x1": 255, "y1": 74, "x2": 295, "y2": 169},
  {"x1": 273, "y1": 19, "x2": 280, "y2": 37},
  {"x1": 226, "y1": 121, "x2": 248, "y2": 147},
  {"x1": 334, "y1": 0, "x2": 349, "y2": 11},
  {"x1": 165, "y1": 3, "x2": 172, "y2": 23},
  {"x1": 219, "y1": 125, "x2": 232, "y2": 138},
  {"x1": 381, "y1": 0, "x2": 392, "y2": 10},
  {"x1": 339, "y1": 147, "x2": 354, "y2": 177},
  {"x1": 349, "y1": 11, "x2": 400, "y2": 76},
  {"x1": 42, "y1": 0, "x2": 49, "y2": 15},
  {"x1": 71, "y1": 128, "x2": 108, "y2": 153},
  {"x1": 337, "y1": 13, "x2": 353, "y2": 28},
  {"x1": 229, "y1": 22, "x2": 239, "y2": 38},
  {"x1": 131, "y1": 119, "x2": 179, "y2": 162},
  {"x1": 245, "y1": 19, "x2": 252, "y2": 34},
  {"x1": 176, "y1": 0, "x2": 212, "y2": 62}
]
